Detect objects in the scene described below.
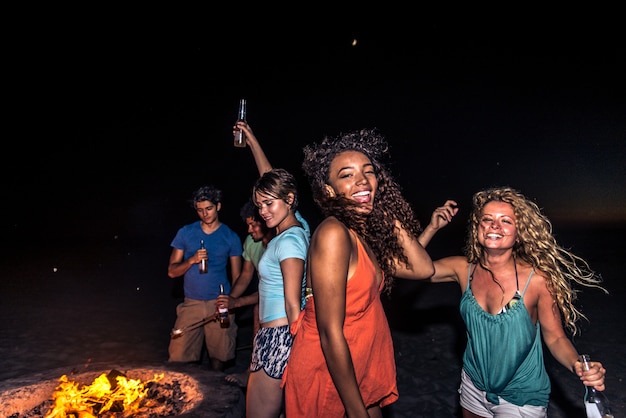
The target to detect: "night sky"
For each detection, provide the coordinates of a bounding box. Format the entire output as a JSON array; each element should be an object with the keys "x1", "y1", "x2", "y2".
[{"x1": 6, "y1": 9, "x2": 625, "y2": 245}]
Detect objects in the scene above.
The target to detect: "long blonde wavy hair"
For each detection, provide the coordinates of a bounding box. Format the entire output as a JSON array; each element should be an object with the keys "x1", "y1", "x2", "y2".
[{"x1": 465, "y1": 186, "x2": 606, "y2": 335}]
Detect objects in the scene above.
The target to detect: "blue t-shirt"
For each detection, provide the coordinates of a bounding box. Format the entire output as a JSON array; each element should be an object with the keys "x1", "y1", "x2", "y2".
[
  {"x1": 258, "y1": 225, "x2": 310, "y2": 323},
  {"x1": 170, "y1": 221, "x2": 242, "y2": 300}
]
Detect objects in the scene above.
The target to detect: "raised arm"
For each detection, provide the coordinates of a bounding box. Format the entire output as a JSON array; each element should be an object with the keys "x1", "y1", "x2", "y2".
[
  {"x1": 391, "y1": 200, "x2": 459, "y2": 280},
  {"x1": 418, "y1": 200, "x2": 458, "y2": 247},
  {"x1": 234, "y1": 121, "x2": 272, "y2": 175}
]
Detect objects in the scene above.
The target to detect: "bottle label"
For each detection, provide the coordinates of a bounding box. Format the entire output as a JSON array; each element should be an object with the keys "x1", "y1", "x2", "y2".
[
  {"x1": 585, "y1": 401, "x2": 612, "y2": 418},
  {"x1": 218, "y1": 305, "x2": 229, "y2": 328},
  {"x1": 585, "y1": 403, "x2": 601, "y2": 418},
  {"x1": 218, "y1": 306, "x2": 228, "y2": 321}
]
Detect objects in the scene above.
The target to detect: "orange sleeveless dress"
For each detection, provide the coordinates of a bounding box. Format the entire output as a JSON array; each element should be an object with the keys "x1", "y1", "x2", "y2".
[{"x1": 282, "y1": 235, "x2": 398, "y2": 417}]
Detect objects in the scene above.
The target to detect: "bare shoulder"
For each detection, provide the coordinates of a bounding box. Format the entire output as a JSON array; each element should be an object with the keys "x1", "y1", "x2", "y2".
[
  {"x1": 312, "y1": 217, "x2": 351, "y2": 243},
  {"x1": 524, "y1": 266, "x2": 551, "y2": 297},
  {"x1": 309, "y1": 217, "x2": 355, "y2": 264}
]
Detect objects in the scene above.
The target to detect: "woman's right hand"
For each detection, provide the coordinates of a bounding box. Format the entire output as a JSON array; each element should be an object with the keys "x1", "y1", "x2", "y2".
[
  {"x1": 233, "y1": 121, "x2": 272, "y2": 174},
  {"x1": 233, "y1": 121, "x2": 259, "y2": 147}
]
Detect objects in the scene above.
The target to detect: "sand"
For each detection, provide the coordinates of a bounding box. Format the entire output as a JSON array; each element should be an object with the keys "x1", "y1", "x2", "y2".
[{"x1": 1, "y1": 225, "x2": 624, "y2": 417}]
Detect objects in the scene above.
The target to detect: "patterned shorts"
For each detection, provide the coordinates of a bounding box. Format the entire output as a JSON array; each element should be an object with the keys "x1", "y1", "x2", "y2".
[{"x1": 250, "y1": 325, "x2": 292, "y2": 379}]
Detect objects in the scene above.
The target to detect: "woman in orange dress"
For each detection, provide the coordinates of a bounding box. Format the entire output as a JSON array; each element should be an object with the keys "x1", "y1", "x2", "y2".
[{"x1": 283, "y1": 129, "x2": 435, "y2": 417}]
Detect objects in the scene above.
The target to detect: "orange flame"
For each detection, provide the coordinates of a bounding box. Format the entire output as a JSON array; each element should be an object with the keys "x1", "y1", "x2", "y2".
[{"x1": 45, "y1": 371, "x2": 164, "y2": 417}]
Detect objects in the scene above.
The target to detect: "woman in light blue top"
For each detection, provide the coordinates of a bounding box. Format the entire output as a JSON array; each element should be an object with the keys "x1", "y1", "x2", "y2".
[{"x1": 231, "y1": 121, "x2": 311, "y2": 418}]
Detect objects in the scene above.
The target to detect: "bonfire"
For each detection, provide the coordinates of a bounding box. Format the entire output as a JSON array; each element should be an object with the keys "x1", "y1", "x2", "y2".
[{"x1": 45, "y1": 370, "x2": 163, "y2": 418}]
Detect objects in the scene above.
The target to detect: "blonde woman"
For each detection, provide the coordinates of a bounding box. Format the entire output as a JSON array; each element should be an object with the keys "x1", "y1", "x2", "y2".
[{"x1": 419, "y1": 187, "x2": 608, "y2": 418}]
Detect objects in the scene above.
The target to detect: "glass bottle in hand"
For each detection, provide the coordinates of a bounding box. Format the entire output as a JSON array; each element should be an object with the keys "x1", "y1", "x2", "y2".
[
  {"x1": 579, "y1": 354, "x2": 613, "y2": 418},
  {"x1": 233, "y1": 98, "x2": 247, "y2": 147},
  {"x1": 199, "y1": 240, "x2": 208, "y2": 274},
  {"x1": 217, "y1": 284, "x2": 230, "y2": 328}
]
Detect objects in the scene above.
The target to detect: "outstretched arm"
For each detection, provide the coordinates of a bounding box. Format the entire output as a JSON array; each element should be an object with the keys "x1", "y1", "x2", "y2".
[
  {"x1": 234, "y1": 121, "x2": 272, "y2": 175},
  {"x1": 392, "y1": 221, "x2": 435, "y2": 280},
  {"x1": 392, "y1": 200, "x2": 458, "y2": 280}
]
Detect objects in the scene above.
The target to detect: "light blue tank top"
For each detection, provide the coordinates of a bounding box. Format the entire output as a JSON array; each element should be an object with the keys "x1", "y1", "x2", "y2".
[{"x1": 460, "y1": 264, "x2": 551, "y2": 407}]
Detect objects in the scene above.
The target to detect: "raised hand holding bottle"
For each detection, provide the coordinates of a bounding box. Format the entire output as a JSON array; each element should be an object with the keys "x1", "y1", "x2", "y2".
[
  {"x1": 579, "y1": 354, "x2": 613, "y2": 418},
  {"x1": 233, "y1": 98, "x2": 247, "y2": 147}
]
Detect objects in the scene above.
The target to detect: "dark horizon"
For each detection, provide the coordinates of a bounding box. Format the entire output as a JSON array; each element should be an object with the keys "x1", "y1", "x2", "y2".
[{"x1": 5, "y1": 10, "x2": 625, "y2": 249}]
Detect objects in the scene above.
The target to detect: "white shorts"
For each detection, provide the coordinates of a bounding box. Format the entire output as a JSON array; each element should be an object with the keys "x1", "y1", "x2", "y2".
[{"x1": 458, "y1": 369, "x2": 547, "y2": 418}]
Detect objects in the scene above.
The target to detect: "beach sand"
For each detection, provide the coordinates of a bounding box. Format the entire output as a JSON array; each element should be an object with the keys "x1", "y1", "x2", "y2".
[{"x1": 1, "y1": 224, "x2": 624, "y2": 417}]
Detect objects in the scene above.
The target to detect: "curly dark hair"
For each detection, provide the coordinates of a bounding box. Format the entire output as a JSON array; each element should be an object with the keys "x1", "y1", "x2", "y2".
[
  {"x1": 302, "y1": 128, "x2": 422, "y2": 294},
  {"x1": 240, "y1": 198, "x2": 263, "y2": 223}
]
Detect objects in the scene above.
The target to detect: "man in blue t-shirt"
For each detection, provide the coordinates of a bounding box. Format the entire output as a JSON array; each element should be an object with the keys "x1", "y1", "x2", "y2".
[{"x1": 167, "y1": 185, "x2": 242, "y2": 372}]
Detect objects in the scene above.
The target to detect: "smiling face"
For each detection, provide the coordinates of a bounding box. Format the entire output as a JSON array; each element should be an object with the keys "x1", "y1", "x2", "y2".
[
  {"x1": 245, "y1": 216, "x2": 266, "y2": 242},
  {"x1": 326, "y1": 150, "x2": 378, "y2": 214},
  {"x1": 254, "y1": 191, "x2": 293, "y2": 230},
  {"x1": 477, "y1": 201, "x2": 517, "y2": 250}
]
